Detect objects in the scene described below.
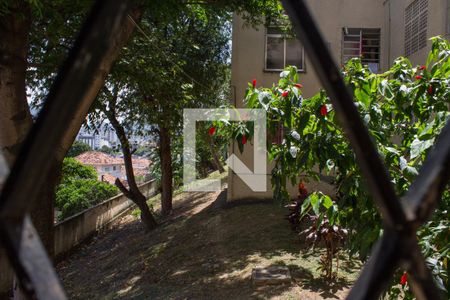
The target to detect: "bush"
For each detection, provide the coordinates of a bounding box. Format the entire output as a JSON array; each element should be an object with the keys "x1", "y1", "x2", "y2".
[
  {"x1": 56, "y1": 157, "x2": 118, "y2": 221},
  {"x1": 242, "y1": 37, "x2": 449, "y2": 297},
  {"x1": 60, "y1": 157, "x2": 97, "y2": 183},
  {"x1": 67, "y1": 140, "x2": 92, "y2": 157},
  {"x1": 55, "y1": 179, "x2": 119, "y2": 221}
]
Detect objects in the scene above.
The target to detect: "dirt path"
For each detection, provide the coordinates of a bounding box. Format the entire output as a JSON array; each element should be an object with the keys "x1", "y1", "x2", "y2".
[{"x1": 57, "y1": 190, "x2": 359, "y2": 299}]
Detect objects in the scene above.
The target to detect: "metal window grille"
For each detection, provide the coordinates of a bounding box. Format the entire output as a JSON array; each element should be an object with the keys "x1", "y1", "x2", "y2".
[
  {"x1": 405, "y1": 0, "x2": 428, "y2": 56},
  {"x1": 342, "y1": 28, "x2": 380, "y2": 72}
]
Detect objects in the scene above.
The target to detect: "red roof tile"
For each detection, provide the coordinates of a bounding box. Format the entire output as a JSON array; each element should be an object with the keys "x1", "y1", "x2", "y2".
[{"x1": 75, "y1": 151, "x2": 123, "y2": 166}]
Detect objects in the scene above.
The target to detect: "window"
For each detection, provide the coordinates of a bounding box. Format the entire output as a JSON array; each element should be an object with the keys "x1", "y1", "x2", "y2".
[
  {"x1": 405, "y1": 0, "x2": 428, "y2": 56},
  {"x1": 265, "y1": 27, "x2": 304, "y2": 71},
  {"x1": 342, "y1": 28, "x2": 381, "y2": 73},
  {"x1": 104, "y1": 167, "x2": 110, "y2": 172},
  {"x1": 113, "y1": 166, "x2": 116, "y2": 171}
]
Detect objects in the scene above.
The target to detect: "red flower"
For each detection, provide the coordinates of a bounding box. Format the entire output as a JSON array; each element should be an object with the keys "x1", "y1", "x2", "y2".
[
  {"x1": 294, "y1": 83, "x2": 303, "y2": 89},
  {"x1": 298, "y1": 182, "x2": 308, "y2": 197},
  {"x1": 320, "y1": 104, "x2": 328, "y2": 116},
  {"x1": 208, "y1": 126, "x2": 216, "y2": 136},
  {"x1": 415, "y1": 75, "x2": 423, "y2": 80},
  {"x1": 400, "y1": 272, "x2": 408, "y2": 285},
  {"x1": 282, "y1": 90, "x2": 289, "y2": 97},
  {"x1": 427, "y1": 85, "x2": 433, "y2": 95},
  {"x1": 252, "y1": 79, "x2": 257, "y2": 88},
  {"x1": 419, "y1": 65, "x2": 426, "y2": 70},
  {"x1": 242, "y1": 135, "x2": 247, "y2": 145}
]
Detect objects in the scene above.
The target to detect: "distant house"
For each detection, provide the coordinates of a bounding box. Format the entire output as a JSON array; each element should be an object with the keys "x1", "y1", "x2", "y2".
[
  {"x1": 229, "y1": 0, "x2": 450, "y2": 201},
  {"x1": 129, "y1": 158, "x2": 152, "y2": 181},
  {"x1": 75, "y1": 151, "x2": 124, "y2": 184},
  {"x1": 75, "y1": 151, "x2": 152, "y2": 185}
]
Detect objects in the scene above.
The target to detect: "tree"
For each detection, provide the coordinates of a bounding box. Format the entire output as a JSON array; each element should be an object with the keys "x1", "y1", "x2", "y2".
[
  {"x1": 67, "y1": 141, "x2": 92, "y2": 157},
  {"x1": 0, "y1": 0, "x2": 283, "y2": 294},
  {"x1": 243, "y1": 37, "x2": 450, "y2": 296},
  {"x1": 0, "y1": 1, "x2": 142, "y2": 296},
  {"x1": 197, "y1": 122, "x2": 226, "y2": 176},
  {"x1": 98, "y1": 145, "x2": 114, "y2": 155},
  {"x1": 116, "y1": 6, "x2": 236, "y2": 215},
  {"x1": 56, "y1": 158, "x2": 118, "y2": 220},
  {"x1": 93, "y1": 86, "x2": 158, "y2": 231},
  {"x1": 60, "y1": 157, "x2": 97, "y2": 183}
]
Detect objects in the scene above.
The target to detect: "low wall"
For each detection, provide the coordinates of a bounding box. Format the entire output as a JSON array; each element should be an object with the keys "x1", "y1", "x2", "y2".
[{"x1": 54, "y1": 180, "x2": 157, "y2": 257}]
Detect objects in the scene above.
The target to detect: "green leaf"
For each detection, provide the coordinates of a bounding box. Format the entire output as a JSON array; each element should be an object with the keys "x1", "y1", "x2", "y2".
[
  {"x1": 310, "y1": 193, "x2": 320, "y2": 215},
  {"x1": 411, "y1": 138, "x2": 435, "y2": 159},
  {"x1": 399, "y1": 156, "x2": 408, "y2": 171},
  {"x1": 322, "y1": 195, "x2": 333, "y2": 209},
  {"x1": 355, "y1": 86, "x2": 370, "y2": 109},
  {"x1": 385, "y1": 147, "x2": 400, "y2": 155},
  {"x1": 404, "y1": 166, "x2": 419, "y2": 177},
  {"x1": 280, "y1": 70, "x2": 290, "y2": 78}
]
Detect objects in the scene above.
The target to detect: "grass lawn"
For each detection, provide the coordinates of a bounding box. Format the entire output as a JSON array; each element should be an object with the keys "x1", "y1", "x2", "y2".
[{"x1": 57, "y1": 170, "x2": 361, "y2": 299}]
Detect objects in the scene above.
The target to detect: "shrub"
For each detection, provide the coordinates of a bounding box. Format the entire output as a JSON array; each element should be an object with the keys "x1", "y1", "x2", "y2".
[
  {"x1": 60, "y1": 157, "x2": 97, "y2": 183},
  {"x1": 67, "y1": 140, "x2": 92, "y2": 157},
  {"x1": 55, "y1": 179, "x2": 119, "y2": 221},
  {"x1": 242, "y1": 37, "x2": 449, "y2": 296}
]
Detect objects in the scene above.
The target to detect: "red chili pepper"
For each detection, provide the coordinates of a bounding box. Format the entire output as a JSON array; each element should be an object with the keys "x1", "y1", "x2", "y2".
[
  {"x1": 415, "y1": 75, "x2": 423, "y2": 80},
  {"x1": 242, "y1": 135, "x2": 247, "y2": 145},
  {"x1": 320, "y1": 104, "x2": 328, "y2": 116},
  {"x1": 400, "y1": 272, "x2": 408, "y2": 285},
  {"x1": 419, "y1": 65, "x2": 426, "y2": 70},
  {"x1": 252, "y1": 79, "x2": 257, "y2": 88},
  {"x1": 294, "y1": 83, "x2": 303, "y2": 89},
  {"x1": 208, "y1": 126, "x2": 216, "y2": 136},
  {"x1": 282, "y1": 90, "x2": 289, "y2": 97},
  {"x1": 427, "y1": 85, "x2": 433, "y2": 95}
]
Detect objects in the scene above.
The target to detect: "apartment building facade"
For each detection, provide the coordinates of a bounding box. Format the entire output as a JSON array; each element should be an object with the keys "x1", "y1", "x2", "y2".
[{"x1": 228, "y1": 0, "x2": 450, "y2": 201}]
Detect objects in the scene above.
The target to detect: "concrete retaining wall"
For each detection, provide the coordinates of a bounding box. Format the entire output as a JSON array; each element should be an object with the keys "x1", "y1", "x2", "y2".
[{"x1": 54, "y1": 180, "x2": 157, "y2": 257}]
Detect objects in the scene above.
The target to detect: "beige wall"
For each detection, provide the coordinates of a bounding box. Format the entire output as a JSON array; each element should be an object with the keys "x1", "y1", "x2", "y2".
[
  {"x1": 384, "y1": 0, "x2": 450, "y2": 67},
  {"x1": 228, "y1": 0, "x2": 449, "y2": 201}
]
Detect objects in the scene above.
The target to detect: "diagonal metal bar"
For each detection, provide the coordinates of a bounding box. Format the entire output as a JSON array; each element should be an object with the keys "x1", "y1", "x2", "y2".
[
  {"x1": 281, "y1": 0, "x2": 406, "y2": 228},
  {"x1": 407, "y1": 241, "x2": 445, "y2": 299},
  {"x1": 0, "y1": 0, "x2": 136, "y2": 298},
  {"x1": 346, "y1": 230, "x2": 402, "y2": 300},
  {"x1": 347, "y1": 229, "x2": 442, "y2": 300},
  {"x1": 401, "y1": 120, "x2": 450, "y2": 223},
  {"x1": 0, "y1": 215, "x2": 66, "y2": 299},
  {"x1": 280, "y1": 1, "x2": 446, "y2": 299},
  {"x1": 0, "y1": 0, "x2": 134, "y2": 219}
]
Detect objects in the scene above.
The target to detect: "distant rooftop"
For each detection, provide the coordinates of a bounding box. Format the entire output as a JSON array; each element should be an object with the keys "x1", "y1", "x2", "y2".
[{"x1": 75, "y1": 151, "x2": 123, "y2": 166}]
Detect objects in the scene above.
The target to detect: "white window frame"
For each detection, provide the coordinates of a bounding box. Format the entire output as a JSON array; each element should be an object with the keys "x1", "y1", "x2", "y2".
[{"x1": 264, "y1": 27, "x2": 305, "y2": 72}]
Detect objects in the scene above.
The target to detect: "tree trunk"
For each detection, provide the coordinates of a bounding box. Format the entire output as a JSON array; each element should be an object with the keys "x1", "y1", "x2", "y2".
[
  {"x1": 0, "y1": 5, "x2": 143, "y2": 296},
  {"x1": 159, "y1": 126, "x2": 173, "y2": 216},
  {"x1": 208, "y1": 135, "x2": 225, "y2": 173},
  {"x1": 105, "y1": 106, "x2": 157, "y2": 230},
  {"x1": 131, "y1": 193, "x2": 158, "y2": 230},
  {"x1": 0, "y1": 4, "x2": 49, "y2": 297}
]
